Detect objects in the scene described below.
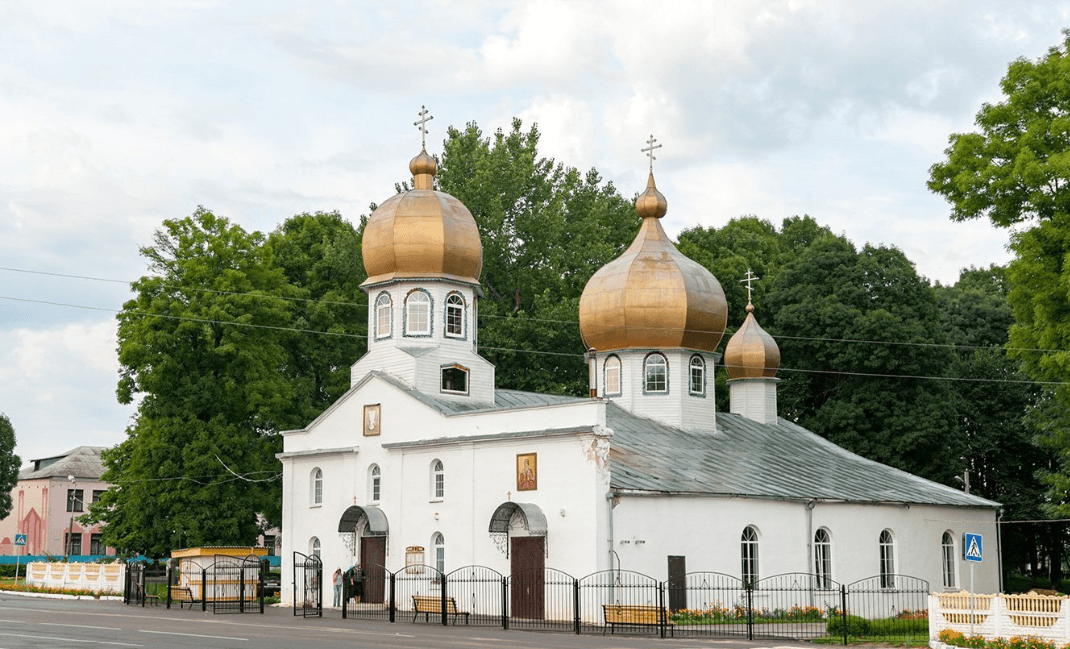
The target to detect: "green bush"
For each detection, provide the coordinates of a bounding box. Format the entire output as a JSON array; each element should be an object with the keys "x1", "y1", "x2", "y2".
[
  {"x1": 870, "y1": 617, "x2": 929, "y2": 635},
  {"x1": 827, "y1": 614, "x2": 871, "y2": 636}
]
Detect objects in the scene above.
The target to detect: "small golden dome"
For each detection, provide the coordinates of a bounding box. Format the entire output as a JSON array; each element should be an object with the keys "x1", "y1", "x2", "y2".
[
  {"x1": 724, "y1": 303, "x2": 781, "y2": 379},
  {"x1": 361, "y1": 149, "x2": 483, "y2": 287},
  {"x1": 579, "y1": 172, "x2": 728, "y2": 352}
]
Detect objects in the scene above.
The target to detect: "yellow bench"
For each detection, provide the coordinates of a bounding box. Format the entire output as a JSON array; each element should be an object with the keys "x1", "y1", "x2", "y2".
[
  {"x1": 602, "y1": 604, "x2": 674, "y2": 636},
  {"x1": 170, "y1": 586, "x2": 196, "y2": 609},
  {"x1": 411, "y1": 594, "x2": 469, "y2": 625}
]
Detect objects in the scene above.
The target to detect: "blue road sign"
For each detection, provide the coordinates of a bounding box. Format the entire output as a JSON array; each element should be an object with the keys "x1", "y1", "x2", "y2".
[
  {"x1": 964, "y1": 533, "x2": 983, "y2": 562},
  {"x1": 13, "y1": 534, "x2": 26, "y2": 546}
]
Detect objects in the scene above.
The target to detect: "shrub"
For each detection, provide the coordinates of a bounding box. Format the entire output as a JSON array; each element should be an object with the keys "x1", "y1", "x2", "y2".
[
  {"x1": 941, "y1": 629, "x2": 966, "y2": 645},
  {"x1": 827, "y1": 614, "x2": 871, "y2": 636},
  {"x1": 870, "y1": 616, "x2": 929, "y2": 635}
]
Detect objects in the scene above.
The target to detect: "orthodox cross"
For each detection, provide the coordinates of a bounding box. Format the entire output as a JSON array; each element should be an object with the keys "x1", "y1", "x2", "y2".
[
  {"x1": 741, "y1": 269, "x2": 759, "y2": 304},
  {"x1": 414, "y1": 105, "x2": 433, "y2": 148},
  {"x1": 641, "y1": 135, "x2": 662, "y2": 172}
]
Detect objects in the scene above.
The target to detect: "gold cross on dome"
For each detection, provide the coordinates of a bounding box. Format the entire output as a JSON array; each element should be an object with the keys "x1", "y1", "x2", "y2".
[
  {"x1": 414, "y1": 105, "x2": 434, "y2": 149},
  {"x1": 741, "y1": 269, "x2": 759, "y2": 304},
  {"x1": 641, "y1": 135, "x2": 662, "y2": 172}
]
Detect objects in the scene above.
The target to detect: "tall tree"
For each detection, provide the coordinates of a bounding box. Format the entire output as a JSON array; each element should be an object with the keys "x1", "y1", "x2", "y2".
[
  {"x1": 435, "y1": 119, "x2": 637, "y2": 394},
  {"x1": 0, "y1": 413, "x2": 19, "y2": 520}
]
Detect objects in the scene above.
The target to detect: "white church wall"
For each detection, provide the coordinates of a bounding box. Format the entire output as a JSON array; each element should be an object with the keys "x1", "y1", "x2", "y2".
[{"x1": 679, "y1": 351, "x2": 717, "y2": 432}]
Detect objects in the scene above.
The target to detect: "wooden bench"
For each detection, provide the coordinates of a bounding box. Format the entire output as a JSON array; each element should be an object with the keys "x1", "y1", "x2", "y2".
[
  {"x1": 135, "y1": 584, "x2": 159, "y2": 606},
  {"x1": 602, "y1": 604, "x2": 674, "y2": 636},
  {"x1": 170, "y1": 586, "x2": 196, "y2": 609},
  {"x1": 411, "y1": 594, "x2": 469, "y2": 625}
]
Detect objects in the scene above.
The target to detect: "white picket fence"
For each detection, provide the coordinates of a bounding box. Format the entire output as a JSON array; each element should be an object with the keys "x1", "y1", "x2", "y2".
[
  {"x1": 930, "y1": 591, "x2": 1070, "y2": 643},
  {"x1": 24, "y1": 561, "x2": 126, "y2": 594}
]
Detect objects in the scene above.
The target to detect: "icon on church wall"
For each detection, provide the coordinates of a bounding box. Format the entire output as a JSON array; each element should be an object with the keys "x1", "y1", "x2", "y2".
[
  {"x1": 516, "y1": 453, "x2": 537, "y2": 491},
  {"x1": 363, "y1": 404, "x2": 381, "y2": 436}
]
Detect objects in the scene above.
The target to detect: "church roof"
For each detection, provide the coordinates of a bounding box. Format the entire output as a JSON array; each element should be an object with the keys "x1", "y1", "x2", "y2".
[
  {"x1": 18, "y1": 446, "x2": 108, "y2": 481},
  {"x1": 606, "y1": 403, "x2": 997, "y2": 508}
]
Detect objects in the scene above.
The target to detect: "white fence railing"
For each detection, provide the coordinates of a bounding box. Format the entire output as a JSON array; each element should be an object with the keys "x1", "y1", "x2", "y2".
[
  {"x1": 930, "y1": 591, "x2": 1070, "y2": 642},
  {"x1": 24, "y1": 561, "x2": 126, "y2": 594}
]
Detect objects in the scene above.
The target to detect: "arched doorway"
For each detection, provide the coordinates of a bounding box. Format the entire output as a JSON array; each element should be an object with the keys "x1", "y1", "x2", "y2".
[
  {"x1": 338, "y1": 505, "x2": 389, "y2": 604},
  {"x1": 488, "y1": 502, "x2": 547, "y2": 619}
]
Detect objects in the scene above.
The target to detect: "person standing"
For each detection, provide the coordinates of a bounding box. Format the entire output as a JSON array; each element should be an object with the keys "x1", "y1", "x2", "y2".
[{"x1": 332, "y1": 568, "x2": 343, "y2": 607}]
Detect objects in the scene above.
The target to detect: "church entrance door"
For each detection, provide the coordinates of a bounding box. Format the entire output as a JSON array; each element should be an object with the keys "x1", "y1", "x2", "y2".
[
  {"x1": 510, "y1": 537, "x2": 545, "y2": 619},
  {"x1": 360, "y1": 536, "x2": 387, "y2": 604}
]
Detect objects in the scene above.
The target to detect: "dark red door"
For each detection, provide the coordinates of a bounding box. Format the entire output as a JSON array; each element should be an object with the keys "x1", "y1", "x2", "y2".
[
  {"x1": 360, "y1": 536, "x2": 387, "y2": 604},
  {"x1": 510, "y1": 537, "x2": 545, "y2": 619}
]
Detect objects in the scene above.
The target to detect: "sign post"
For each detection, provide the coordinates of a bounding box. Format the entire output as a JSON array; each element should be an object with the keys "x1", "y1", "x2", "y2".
[
  {"x1": 964, "y1": 533, "x2": 983, "y2": 636},
  {"x1": 13, "y1": 534, "x2": 26, "y2": 583}
]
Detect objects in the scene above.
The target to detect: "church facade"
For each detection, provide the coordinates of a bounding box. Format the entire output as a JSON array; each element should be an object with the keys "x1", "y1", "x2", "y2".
[{"x1": 277, "y1": 129, "x2": 1000, "y2": 607}]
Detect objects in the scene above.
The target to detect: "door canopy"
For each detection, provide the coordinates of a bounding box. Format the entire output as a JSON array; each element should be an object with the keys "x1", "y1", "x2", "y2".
[
  {"x1": 488, "y1": 502, "x2": 547, "y2": 537},
  {"x1": 338, "y1": 505, "x2": 389, "y2": 537}
]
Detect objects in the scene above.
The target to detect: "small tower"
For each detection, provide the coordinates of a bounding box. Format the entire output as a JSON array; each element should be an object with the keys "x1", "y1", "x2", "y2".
[
  {"x1": 723, "y1": 271, "x2": 781, "y2": 424},
  {"x1": 578, "y1": 137, "x2": 728, "y2": 431}
]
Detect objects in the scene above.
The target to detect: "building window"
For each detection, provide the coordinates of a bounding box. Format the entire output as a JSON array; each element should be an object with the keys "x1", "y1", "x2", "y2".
[
  {"x1": 311, "y1": 468, "x2": 323, "y2": 506},
  {"x1": 689, "y1": 355, "x2": 705, "y2": 396},
  {"x1": 604, "y1": 356, "x2": 621, "y2": 396},
  {"x1": 90, "y1": 533, "x2": 105, "y2": 556},
  {"x1": 375, "y1": 293, "x2": 392, "y2": 339},
  {"x1": 879, "y1": 529, "x2": 896, "y2": 588},
  {"x1": 741, "y1": 526, "x2": 759, "y2": 585},
  {"x1": 92, "y1": 490, "x2": 105, "y2": 504},
  {"x1": 405, "y1": 290, "x2": 431, "y2": 336},
  {"x1": 370, "y1": 465, "x2": 381, "y2": 503},
  {"x1": 264, "y1": 535, "x2": 277, "y2": 556},
  {"x1": 445, "y1": 293, "x2": 464, "y2": 337},
  {"x1": 431, "y1": 460, "x2": 444, "y2": 500},
  {"x1": 433, "y1": 532, "x2": 445, "y2": 574},
  {"x1": 66, "y1": 489, "x2": 83, "y2": 512},
  {"x1": 441, "y1": 364, "x2": 469, "y2": 394},
  {"x1": 942, "y1": 531, "x2": 956, "y2": 589},
  {"x1": 814, "y1": 528, "x2": 832, "y2": 588},
  {"x1": 644, "y1": 353, "x2": 668, "y2": 394},
  {"x1": 65, "y1": 532, "x2": 82, "y2": 556},
  {"x1": 310, "y1": 537, "x2": 320, "y2": 558}
]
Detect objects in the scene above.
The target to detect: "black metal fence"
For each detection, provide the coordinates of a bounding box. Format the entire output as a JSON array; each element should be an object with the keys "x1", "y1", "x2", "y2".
[
  {"x1": 209, "y1": 554, "x2": 263, "y2": 614},
  {"x1": 293, "y1": 552, "x2": 322, "y2": 618},
  {"x1": 124, "y1": 560, "x2": 167, "y2": 607}
]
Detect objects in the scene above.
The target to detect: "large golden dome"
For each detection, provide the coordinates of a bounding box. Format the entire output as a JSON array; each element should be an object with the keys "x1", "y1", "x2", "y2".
[
  {"x1": 723, "y1": 303, "x2": 781, "y2": 379},
  {"x1": 578, "y1": 172, "x2": 728, "y2": 352},
  {"x1": 361, "y1": 148, "x2": 483, "y2": 287}
]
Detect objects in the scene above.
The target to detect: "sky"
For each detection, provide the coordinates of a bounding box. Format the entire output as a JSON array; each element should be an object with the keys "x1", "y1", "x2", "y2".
[{"x1": 1, "y1": 0, "x2": 1067, "y2": 465}]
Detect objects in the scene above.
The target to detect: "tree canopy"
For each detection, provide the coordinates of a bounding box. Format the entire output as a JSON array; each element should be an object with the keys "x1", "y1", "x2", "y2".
[{"x1": 0, "y1": 413, "x2": 19, "y2": 520}]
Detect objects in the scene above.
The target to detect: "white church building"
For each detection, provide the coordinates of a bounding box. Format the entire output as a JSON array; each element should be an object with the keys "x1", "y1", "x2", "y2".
[{"x1": 277, "y1": 130, "x2": 999, "y2": 608}]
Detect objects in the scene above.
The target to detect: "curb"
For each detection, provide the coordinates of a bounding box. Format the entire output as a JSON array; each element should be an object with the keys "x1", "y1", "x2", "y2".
[{"x1": 0, "y1": 590, "x2": 122, "y2": 601}]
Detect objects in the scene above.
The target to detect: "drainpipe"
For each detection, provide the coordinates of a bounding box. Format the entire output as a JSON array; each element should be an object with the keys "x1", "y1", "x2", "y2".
[
  {"x1": 806, "y1": 500, "x2": 815, "y2": 606},
  {"x1": 587, "y1": 348, "x2": 598, "y2": 398},
  {"x1": 997, "y1": 508, "x2": 1004, "y2": 593},
  {"x1": 606, "y1": 491, "x2": 615, "y2": 571}
]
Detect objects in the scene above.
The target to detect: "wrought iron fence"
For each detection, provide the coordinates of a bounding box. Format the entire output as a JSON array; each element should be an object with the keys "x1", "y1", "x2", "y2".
[
  {"x1": 342, "y1": 563, "x2": 393, "y2": 622},
  {"x1": 506, "y1": 568, "x2": 578, "y2": 633},
  {"x1": 577, "y1": 570, "x2": 665, "y2": 637},
  {"x1": 395, "y1": 563, "x2": 444, "y2": 624},
  {"x1": 293, "y1": 551, "x2": 322, "y2": 618},
  {"x1": 667, "y1": 571, "x2": 750, "y2": 638},
  {"x1": 446, "y1": 565, "x2": 505, "y2": 627},
  {"x1": 843, "y1": 575, "x2": 930, "y2": 644},
  {"x1": 125, "y1": 560, "x2": 167, "y2": 607},
  {"x1": 210, "y1": 554, "x2": 263, "y2": 614},
  {"x1": 750, "y1": 573, "x2": 844, "y2": 640}
]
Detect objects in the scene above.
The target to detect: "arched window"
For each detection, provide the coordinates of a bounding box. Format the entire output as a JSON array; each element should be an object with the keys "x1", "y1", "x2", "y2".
[
  {"x1": 405, "y1": 291, "x2": 431, "y2": 336},
  {"x1": 370, "y1": 465, "x2": 381, "y2": 503},
  {"x1": 741, "y1": 526, "x2": 759, "y2": 584},
  {"x1": 879, "y1": 529, "x2": 896, "y2": 588},
  {"x1": 311, "y1": 468, "x2": 323, "y2": 506},
  {"x1": 689, "y1": 355, "x2": 705, "y2": 396},
  {"x1": 644, "y1": 353, "x2": 668, "y2": 393},
  {"x1": 431, "y1": 460, "x2": 444, "y2": 500},
  {"x1": 375, "y1": 293, "x2": 392, "y2": 339},
  {"x1": 604, "y1": 356, "x2": 621, "y2": 396},
  {"x1": 310, "y1": 537, "x2": 321, "y2": 558},
  {"x1": 445, "y1": 293, "x2": 464, "y2": 337},
  {"x1": 433, "y1": 532, "x2": 445, "y2": 574},
  {"x1": 814, "y1": 528, "x2": 832, "y2": 588},
  {"x1": 942, "y1": 531, "x2": 956, "y2": 588}
]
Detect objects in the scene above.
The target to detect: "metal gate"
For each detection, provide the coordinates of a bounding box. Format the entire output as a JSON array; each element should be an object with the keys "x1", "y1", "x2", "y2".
[
  {"x1": 293, "y1": 551, "x2": 322, "y2": 618},
  {"x1": 125, "y1": 560, "x2": 166, "y2": 607},
  {"x1": 750, "y1": 573, "x2": 843, "y2": 640},
  {"x1": 210, "y1": 554, "x2": 263, "y2": 614}
]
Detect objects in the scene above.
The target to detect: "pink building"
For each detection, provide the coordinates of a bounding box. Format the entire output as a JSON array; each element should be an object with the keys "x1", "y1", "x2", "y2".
[{"x1": 0, "y1": 447, "x2": 115, "y2": 558}]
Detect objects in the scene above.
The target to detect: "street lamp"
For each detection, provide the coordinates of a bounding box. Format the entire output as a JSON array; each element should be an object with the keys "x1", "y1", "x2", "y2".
[{"x1": 65, "y1": 475, "x2": 76, "y2": 560}]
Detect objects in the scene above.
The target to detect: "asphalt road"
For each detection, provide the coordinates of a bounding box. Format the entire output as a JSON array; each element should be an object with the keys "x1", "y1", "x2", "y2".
[{"x1": 0, "y1": 592, "x2": 817, "y2": 649}]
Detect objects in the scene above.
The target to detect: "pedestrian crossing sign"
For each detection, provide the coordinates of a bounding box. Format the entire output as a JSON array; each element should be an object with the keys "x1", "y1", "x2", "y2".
[
  {"x1": 964, "y1": 533, "x2": 983, "y2": 562},
  {"x1": 14, "y1": 534, "x2": 26, "y2": 546}
]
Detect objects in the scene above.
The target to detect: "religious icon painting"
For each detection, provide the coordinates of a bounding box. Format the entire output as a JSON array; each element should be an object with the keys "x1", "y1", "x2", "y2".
[
  {"x1": 363, "y1": 404, "x2": 381, "y2": 436},
  {"x1": 516, "y1": 453, "x2": 537, "y2": 491}
]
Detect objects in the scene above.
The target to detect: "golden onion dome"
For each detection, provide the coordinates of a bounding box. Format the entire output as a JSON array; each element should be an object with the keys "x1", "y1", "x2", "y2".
[
  {"x1": 723, "y1": 303, "x2": 781, "y2": 379},
  {"x1": 578, "y1": 172, "x2": 728, "y2": 352},
  {"x1": 361, "y1": 147, "x2": 483, "y2": 287}
]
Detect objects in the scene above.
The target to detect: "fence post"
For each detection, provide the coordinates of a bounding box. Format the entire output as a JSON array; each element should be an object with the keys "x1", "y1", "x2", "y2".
[
  {"x1": 658, "y1": 581, "x2": 666, "y2": 639},
  {"x1": 389, "y1": 572, "x2": 396, "y2": 623},
  {"x1": 201, "y1": 568, "x2": 207, "y2": 612},
  {"x1": 342, "y1": 574, "x2": 348, "y2": 619},
  {"x1": 441, "y1": 573, "x2": 448, "y2": 626},
  {"x1": 240, "y1": 567, "x2": 246, "y2": 614},
  {"x1": 166, "y1": 564, "x2": 172, "y2": 609},
  {"x1": 573, "y1": 578, "x2": 581, "y2": 635},
  {"x1": 840, "y1": 583, "x2": 848, "y2": 646},
  {"x1": 502, "y1": 577, "x2": 508, "y2": 630},
  {"x1": 746, "y1": 581, "x2": 753, "y2": 640}
]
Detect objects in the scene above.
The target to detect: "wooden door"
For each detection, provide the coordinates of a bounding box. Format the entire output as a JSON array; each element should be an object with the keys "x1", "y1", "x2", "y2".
[
  {"x1": 667, "y1": 555, "x2": 686, "y2": 611},
  {"x1": 510, "y1": 537, "x2": 545, "y2": 619},
  {"x1": 360, "y1": 536, "x2": 387, "y2": 604}
]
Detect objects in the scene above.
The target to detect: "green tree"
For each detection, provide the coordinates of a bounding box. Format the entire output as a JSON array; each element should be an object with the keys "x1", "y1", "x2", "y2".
[
  {"x1": 88, "y1": 209, "x2": 296, "y2": 556},
  {"x1": 435, "y1": 119, "x2": 638, "y2": 394},
  {"x1": 0, "y1": 413, "x2": 20, "y2": 520}
]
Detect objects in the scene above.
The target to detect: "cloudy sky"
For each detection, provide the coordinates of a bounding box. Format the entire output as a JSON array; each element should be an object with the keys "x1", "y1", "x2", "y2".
[{"x1": 1, "y1": 1, "x2": 1066, "y2": 464}]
